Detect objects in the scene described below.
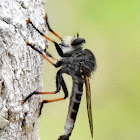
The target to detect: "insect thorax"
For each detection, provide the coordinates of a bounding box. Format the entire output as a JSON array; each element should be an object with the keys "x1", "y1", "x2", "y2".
[{"x1": 61, "y1": 49, "x2": 96, "y2": 77}]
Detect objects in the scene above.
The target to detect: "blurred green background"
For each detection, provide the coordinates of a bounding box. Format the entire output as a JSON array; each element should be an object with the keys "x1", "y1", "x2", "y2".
[{"x1": 39, "y1": 0, "x2": 140, "y2": 140}]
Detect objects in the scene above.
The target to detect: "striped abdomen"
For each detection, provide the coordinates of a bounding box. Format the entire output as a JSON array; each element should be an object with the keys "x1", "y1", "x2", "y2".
[{"x1": 64, "y1": 77, "x2": 84, "y2": 136}]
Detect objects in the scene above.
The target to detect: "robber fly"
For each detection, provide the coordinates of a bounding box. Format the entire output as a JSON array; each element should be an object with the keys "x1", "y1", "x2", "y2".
[{"x1": 23, "y1": 13, "x2": 96, "y2": 140}]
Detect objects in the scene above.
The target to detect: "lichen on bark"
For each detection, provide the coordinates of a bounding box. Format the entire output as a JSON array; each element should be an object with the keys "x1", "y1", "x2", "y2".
[{"x1": 0, "y1": 0, "x2": 47, "y2": 139}]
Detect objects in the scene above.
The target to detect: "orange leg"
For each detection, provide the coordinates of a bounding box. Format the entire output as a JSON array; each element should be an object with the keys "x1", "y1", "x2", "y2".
[
  {"x1": 39, "y1": 97, "x2": 66, "y2": 115},
  {"x1": 23, "y1": 92, "x2": 66, "y2": 104},
  {"x1": 26, "y1": 18, "x2": 60, "y2": 44},
  {"x1": 26, "y1": 18, "x2": 56, "y2": 43},
  {"x1": 26, "y1": 18, "x2": 63, "y2": 57},
  {"x1": 26, "y1": 42, "x2": 56, "y2": 66},
  {"x1": 42, "y1": 53, "x2": 55, "y2": 66},
  {"x1": 45, "y1": 51, "x2": 56, "y2": 61},
  {"x1": 23, "y1": 91, "x2": 56, "y2": 103},
  {"x1": 37, "y1": 91, "x2": 56, "y2": 94},
  {"x1": 45, "y1": 13, "x2": 62, "y2": 41},
  {"x1": 23, "y1": 91, "x2": 66, "y2": 115},
  {"x1": 43, "y1": 97, "x2": 65, "y2": 103}
]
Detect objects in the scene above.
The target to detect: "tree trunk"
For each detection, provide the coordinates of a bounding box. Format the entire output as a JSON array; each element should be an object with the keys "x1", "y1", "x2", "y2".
[{"x1": 0, "y1": 0, "x2": 47, "y2": 139}]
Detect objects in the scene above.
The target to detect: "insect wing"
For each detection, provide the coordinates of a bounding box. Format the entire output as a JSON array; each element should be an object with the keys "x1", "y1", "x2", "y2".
[{"x1": 84, "y1": 76, "x2": 93, "y2": 138}]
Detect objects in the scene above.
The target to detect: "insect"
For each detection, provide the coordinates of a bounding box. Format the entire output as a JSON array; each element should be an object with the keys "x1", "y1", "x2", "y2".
[{"x1": 23, "y1": 13, "x2": 96, "y2": 140}]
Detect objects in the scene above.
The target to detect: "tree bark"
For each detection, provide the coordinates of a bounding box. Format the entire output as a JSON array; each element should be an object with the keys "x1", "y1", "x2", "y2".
[{"x1": 0, "y1": 0, "x2": 47, "y2": 139}]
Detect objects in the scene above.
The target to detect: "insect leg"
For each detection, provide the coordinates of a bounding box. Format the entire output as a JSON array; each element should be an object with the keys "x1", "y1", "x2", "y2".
[
  {"x1": 26, "y1": 42, "x2": 60, "y2": 67},
  {"x1": 26, "y1": 18, "x2": 63, "y2": 57},
  {"x1": 23, "y1": 69, "x2": 68, "y2": 115},
  {"x1": 45, "y1": 13, "x2": 62, "y2": 40},
  {"x1": 26, "y1": 18, "x2": 55, "y2": 43},
  {"x1": 39, "y1": 97, "x2": 66, "y2": 115},
  {"x1": 61, "y1": 77, "x2": 68, "y2": 99},
  {"x1": 23, "y1": 91, "x2": 56, "y2": 103},
  {"x1": 39, "y1": 69, "x2": 69, "y2": 113},
  {"x1": 40, "y1": 69, "x2": 68, "y2": 104},
  {"x1": 45, "y1": 51, "x2": 56, "y2": 60}
]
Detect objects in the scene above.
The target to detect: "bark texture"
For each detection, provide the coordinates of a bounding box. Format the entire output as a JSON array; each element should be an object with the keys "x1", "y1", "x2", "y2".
[{"x1": 0, "y1": 0, "x2": 47, "y2": 139}]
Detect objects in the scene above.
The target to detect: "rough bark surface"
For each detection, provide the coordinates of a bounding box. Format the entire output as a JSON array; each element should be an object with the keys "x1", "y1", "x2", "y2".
[{"x1": 0, "y1": 0, "x2": 47, "y2": 139}]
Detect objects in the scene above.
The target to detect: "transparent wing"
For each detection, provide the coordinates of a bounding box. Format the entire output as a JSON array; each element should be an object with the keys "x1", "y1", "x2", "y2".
[{"x1": 84, "y1": 76, "x2": 93, "y2": 138}]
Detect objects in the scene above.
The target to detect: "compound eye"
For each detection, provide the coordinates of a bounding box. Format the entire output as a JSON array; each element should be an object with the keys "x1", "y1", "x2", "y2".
[{"x1": 71, "y1": 38, "x2": 85, "y2": 46}]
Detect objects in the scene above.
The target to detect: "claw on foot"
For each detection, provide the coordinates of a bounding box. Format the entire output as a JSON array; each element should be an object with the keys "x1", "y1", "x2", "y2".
[
  {"x1": 26, "y1": 18, "x2": 30, "y2": 24},
  {"x1": 19, "y1": 99, "x2": 24, "y2": 104},
  {"x1": 26, "y1": 41, "x2": 29, "y2": 45}
]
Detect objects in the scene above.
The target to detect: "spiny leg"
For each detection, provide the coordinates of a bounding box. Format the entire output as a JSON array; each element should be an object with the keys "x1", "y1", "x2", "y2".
[
  {"x1": 40, "y1": 70, "x2": 69, "y2": 104},
  {"x1": 23, "y1": 69, "x2": 69, "y2": 114},
  {"x1": 26, "y1": 42, "x2": 56, "y2": 66},
  {"x1": 23, "y1": 91, "x2": 56, "y2": 103},
  {"x1": 26, "y1": 42, "x2": 63, "y2": 68},
  {"x1": 45, "y1": 13, "x2": 62, "y2": 41},
  {"x1": 26, "y1": 18, "x2": 54, "y2": 43},
  {"x1": 23, "y1": 69, "x2": 63, "y2": 103},
  {"x1": 39, "y1": 74, "x2": 68, "y2": 115},
  {"x1": 39, "y1": 97, "x2": 66, "y2": 116},
  {"x1": 40, "y1": 69, "x2": 69, "y2": 114},
  {"x1": 26, "y1": 18, "x2": 63, "y2": 57}
]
